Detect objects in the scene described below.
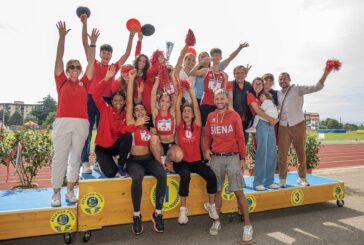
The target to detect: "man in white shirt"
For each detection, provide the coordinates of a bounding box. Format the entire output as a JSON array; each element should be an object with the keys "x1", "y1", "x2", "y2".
[{"x1": 277, "y1": 68, "x2": 332, "y2": 187}]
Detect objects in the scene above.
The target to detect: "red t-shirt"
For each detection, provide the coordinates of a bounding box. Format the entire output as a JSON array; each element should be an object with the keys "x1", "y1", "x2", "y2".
[
  {"x1": 91, "y1": 79, "x2": 133, "y2": 148},
  {"x1": 154, "y1": 111, "x2": 175, "y2": 136},
  {"x1": 247, "y1": 92, "x2": 261, "y2": 117},
  {"x1": 204, "y1": 109, "x2": 246, "y2": 158},
  {"x1": 111, "y1": 79, "x2": 125, "y2": 94},
  {"x1": 89, "y1": 60, "x2": 120, "y2": 97},
  {"x1": 132, "y1": 126, "x2": 151, "y2": 147},
  {"x1": 201, "y1": 69, "x2": 226, "y2": 106},
  {"x1": 177, "y1": 122, "x2": 201, "y2": 163},
  {"x1": 55, "y1": 71, "x2": 90, "y2": 119}
]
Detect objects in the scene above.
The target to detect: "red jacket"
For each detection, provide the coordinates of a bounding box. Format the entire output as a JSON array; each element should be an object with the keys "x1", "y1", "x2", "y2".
[
  {"x1": 91, "y1": 79, "x2": 134, "y2": 148},
  {"x1": 204, "y1": 108, "x2": 246, "y2": 158}
]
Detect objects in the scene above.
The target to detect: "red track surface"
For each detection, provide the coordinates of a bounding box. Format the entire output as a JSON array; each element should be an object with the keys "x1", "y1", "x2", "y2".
[{"x1": 1, "y1": 144, "x2": 363, "y2": 190}]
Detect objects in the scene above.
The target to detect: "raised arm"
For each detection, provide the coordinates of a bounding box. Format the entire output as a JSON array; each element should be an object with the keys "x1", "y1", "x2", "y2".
[
  {"x1": 189, "y1": 59, "x2": 209, "y2": 77},
  {"x1": 150, "y1": 77, "x2": 160, "y2": 117},
  {"x1": 188, "y1": 85, "x2": 201, "y2": 126},
  {"x1": 55, "y1": 21, "x2": 70, "y2": 76},
  {"x1": 92, "y1": 65, "x2": 116, "y2": 112},
  {"x1": 175, "y1": 90, "x2": 183, "y2": 125},
  {"x1": 126, "y1": 69, "x2": 137, "y2": 125},
  {"x1": 221, "y1": 42, "x2": 249, "y2": 70},
  {"x1": 117, "y1": 28, "x2": 136, "y2": 67},
  {"x1": 135, "y1": 31, "x2": 143, "y2": 57},
  {"x1": 81, "y1": 15, "x2": 89, "y2": 60},
  {"x1": 174, "y1": 45, "x2": 188, "y2": 76},
  {"x1": 134, "y1": 81, "x2": 144, "y2": 104},
  {"x1": 84, "y1": 28, "x2": 99, "y2": 80},
  {"x1": 298, "y1": 68, "x2": 332, "y2": 95}
]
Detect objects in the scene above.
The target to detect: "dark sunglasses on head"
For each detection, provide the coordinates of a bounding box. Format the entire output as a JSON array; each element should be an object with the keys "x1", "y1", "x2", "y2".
[{"x1": 68, "y1": 65, "x2": 82, "y2": 70}]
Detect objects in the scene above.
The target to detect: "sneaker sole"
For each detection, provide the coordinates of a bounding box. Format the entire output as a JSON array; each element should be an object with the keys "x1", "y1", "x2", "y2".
[
  {"x1": 51, "y1": 203, "x2": 61, "y2": 207},
  {"x1": 132, "y1": 225, "x2": 144, "y2": 235},
  {"x1": 151, "y1": 215, "x2": 164, "y2": 233}
]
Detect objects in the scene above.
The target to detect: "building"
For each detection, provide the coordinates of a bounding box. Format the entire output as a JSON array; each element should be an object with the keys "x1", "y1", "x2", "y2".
[
  {"x1": 0, "y1": 101, "x2": 41, "y2": 121},
  {"x1": 305, "y1": 112, "x2": 320, "y2": 129}
]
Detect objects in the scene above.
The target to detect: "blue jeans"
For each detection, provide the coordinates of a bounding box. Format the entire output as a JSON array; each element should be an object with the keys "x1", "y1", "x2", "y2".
[
  {"x1": 253, "y1": 120, "x2": 277, "y2": 187},
  {"x1": 81, "y1": 95, "x2": 112, "y2": 163}
]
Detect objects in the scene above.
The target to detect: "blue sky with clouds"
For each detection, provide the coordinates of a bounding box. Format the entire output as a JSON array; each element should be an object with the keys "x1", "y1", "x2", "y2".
[{"x1": 0, "y1": 0, "x2": 363, "y2": 123}]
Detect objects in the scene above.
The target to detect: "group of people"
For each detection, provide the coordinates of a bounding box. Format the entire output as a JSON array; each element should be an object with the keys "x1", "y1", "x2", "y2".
[{"x1": 51, "y1": 14, "x2": 334, "y2": 243}]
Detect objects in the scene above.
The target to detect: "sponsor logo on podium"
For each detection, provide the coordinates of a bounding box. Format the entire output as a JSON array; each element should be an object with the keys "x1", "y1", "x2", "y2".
[
  {"x1": 221, "y1": 182, "x2": 235, "y2": 201},
  {"x1": 80, "y1": 192, "x2": 105, "y2": 215},
  {"x1": 333, "y1": 184, "x2": 344, "y2": 200},
  {"x1": 151, "y1": 178, "x2": 180, "y2": 211},
  {"x1": 245, "y1": 194, "x2": 256, "y2": 213},
  {"x1": 50, "y1": 209, "x2": 76, "y2": 233}
]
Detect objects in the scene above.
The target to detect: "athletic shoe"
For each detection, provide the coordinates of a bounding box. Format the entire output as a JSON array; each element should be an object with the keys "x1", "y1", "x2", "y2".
[
  {"x1": 245, "y1": 127, "x2": 256, "y2": 133},
  {"x1": 267, "y1": 183, "x2": 280, "y2": 189},
  {"x1": 82, "y1": 162, "x2": 92, "y2": 174},
  {"x1": 204, "y1": 202, "x2": 219, "y2": 220},
  {"x1": 132, "y1": 215, "x2": 143, "y2": 235},
  {"x1": 242, "y1": 224, "x2": 253, "y2": 242},
  {"x1": 65, "y1": 189, "x2": 78, "y2": 203},
  {"x1": 51, "y1": 192, "x2": 61, "y2": 207},
  {"x1": 279, "y1": 179, "x2": 287, "y2": 188},
  {"x1": 209, "y1": 220, "x2": 221, "y2": 236},
  {"x1": 255, "y1": 185, "x2": 265, "y2": 191},
  {"x1": 297, "y1": 177, "x2": 310, "y2": 186},
  {"x1": 178, "y1": 207, "x2": 189, "y2": 224},
  {"x1": 151, "y1": 212, "x2": 164, "y2": 233}
]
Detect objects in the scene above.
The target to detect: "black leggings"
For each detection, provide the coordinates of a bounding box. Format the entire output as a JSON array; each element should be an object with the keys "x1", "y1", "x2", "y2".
[
  {"x1": 173, "y1": 160, "x2": 217, "y2": 197},
  {"x1": 126, "y1": 154, "x2": 167, "y2": 212},
  {"x1": 95, "y1": 133, "x2": 132, "y2": 177}
]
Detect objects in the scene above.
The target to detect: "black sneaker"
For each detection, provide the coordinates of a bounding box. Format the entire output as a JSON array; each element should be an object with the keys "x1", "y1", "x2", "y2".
[
  {"x1": 132, "y1": 215, "x2": 143, "y2": 235},
  {"x1": 151, "y1": 212, "x2": 164, "y2": 233}
]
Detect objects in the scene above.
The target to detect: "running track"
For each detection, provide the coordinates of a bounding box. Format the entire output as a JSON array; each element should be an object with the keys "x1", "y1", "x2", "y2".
[{"x1": 1, "y1": 144, "x2": 363, "y2": 190}]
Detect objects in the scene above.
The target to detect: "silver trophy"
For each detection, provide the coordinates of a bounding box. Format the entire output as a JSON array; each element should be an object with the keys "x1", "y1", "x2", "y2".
[{"x1": 166, "y1": 41, "x2": 174, "y2": 61}]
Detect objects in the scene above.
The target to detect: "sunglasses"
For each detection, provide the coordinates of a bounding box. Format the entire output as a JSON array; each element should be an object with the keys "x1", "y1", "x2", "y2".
[{"x1": 68, "y1": 65, "x2": 82, "y2": 71}]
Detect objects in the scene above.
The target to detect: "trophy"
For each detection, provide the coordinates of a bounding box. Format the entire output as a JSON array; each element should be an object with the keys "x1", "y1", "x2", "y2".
[{"x1": 166, "y1": 41, "x2": 174, "y2": 62}]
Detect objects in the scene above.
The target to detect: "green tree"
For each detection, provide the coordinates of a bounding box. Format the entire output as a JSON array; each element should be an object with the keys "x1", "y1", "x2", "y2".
[
  {"x1": 344, "y1": 123, "x2": 358, "y2": 131},
  {"x1": 0, "y1": 110, "x2": 10, "y2": 125},
  {"x1": 326, "y1": 118, "x2": 342, "y2": 129},
  {"x1": 31, "y1": 94, "x2": 57, "y2": 125},
  {"x1": 8, "y1": 111, "x2": 23, "y2": 126},
  {"x1": 42, "y1": 111, "x2": 56, "y2": 128}
]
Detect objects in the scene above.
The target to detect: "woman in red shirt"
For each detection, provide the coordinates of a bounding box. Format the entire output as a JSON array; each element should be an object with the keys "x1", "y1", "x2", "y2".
[
  {"x1": 91, "y1": 65, "x2": 148, "y2": 177},
  {"x1": 51, "y1": 21, "x2": 98, "y2": 207},
  {"x1": 174, "y1": 83, "x2": 219, "y2": 225},
  {"x1": 149, "y1": 77, "x2": 184, "y2": 170},
  {"x1": 125, "y1": 69, "x2": 167, "y2": 235}
]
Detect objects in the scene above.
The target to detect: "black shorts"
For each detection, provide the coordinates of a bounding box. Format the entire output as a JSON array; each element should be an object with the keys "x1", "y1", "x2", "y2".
[
  {"x1": 161, "y1": 141, "x2": 175, "y2": 155},
  {"x1": 200, "y1": 104, "x2": 216, "y2": 126}
]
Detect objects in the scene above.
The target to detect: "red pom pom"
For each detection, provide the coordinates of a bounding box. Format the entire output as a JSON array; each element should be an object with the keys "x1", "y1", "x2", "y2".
[
  {"x1": 158, "y1": 65, "x2": 169, "y2": 87},
  {"x1": 180, "y1": 80, "x2": 190, "y2": 91},
  {"x1": 121, "y1": 65, "x2": 134, "y2": 75},
  {"x1": 185, "y1": 29, "x2": 196, "y2": 46},
  {"x1": 151, "y1": 50, "x2": 165, "y2": 66},
  {"x1": 325, "y1": 59, "x2": 342, "y2": 71}
]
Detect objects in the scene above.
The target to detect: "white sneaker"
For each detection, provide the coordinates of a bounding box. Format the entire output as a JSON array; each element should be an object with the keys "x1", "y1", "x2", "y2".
[
  {"x1": 268, "y1": 183, "x2": 280, "y2": 189},
  {"x1": 178, "y1": 207, "x2": 189, "y2": 225},
  {"x1": 243, "y1": 224, "x2": 253, "y2": 242},
  {"x1": 297, "y1": 177, "x2": 310, "y2": 186},
  {"x1": 204, "y1": 202, "x2": 219, "y2": 220},
  {"x1": 279, "y1": 179, "x2": 287, "y2": 188},
  {"x1": 65, "y1": 189, "x2": 78, "y2": 203},
  {"x1": 245, "y1": 127, "x2": 256, "y2": 133},
  {"x1": 209, "y1": 220, "x2": 221, "y2": 236},
  {"x1": 51, "y1": 191, "x2": 61, "y2": 207},
  {"x1": 255, "y1": 185, "x2": 265, "y2": 191},
  {"x1": 82, "y1": 162, "x2": 92, "y2": 174}
]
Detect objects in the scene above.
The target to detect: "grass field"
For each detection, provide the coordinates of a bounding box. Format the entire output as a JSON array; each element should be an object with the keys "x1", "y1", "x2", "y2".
[{"x1": 308, "y1": 131, "x2": 364, "y2": 143}]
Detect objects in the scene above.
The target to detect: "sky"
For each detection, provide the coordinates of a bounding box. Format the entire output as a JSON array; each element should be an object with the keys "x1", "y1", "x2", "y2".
[{"x1": 0, "y1": 0, "x2": 363, "y2": 123}]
